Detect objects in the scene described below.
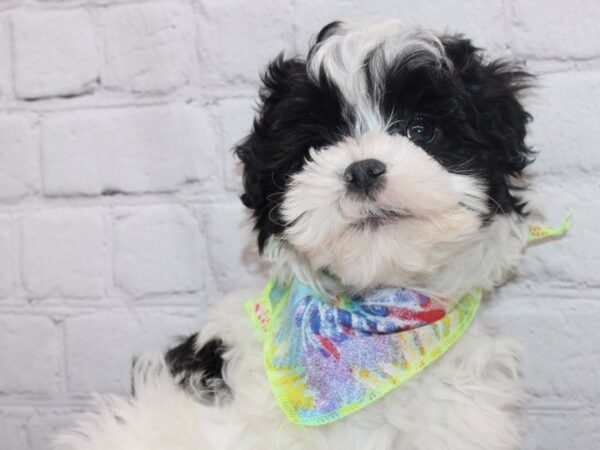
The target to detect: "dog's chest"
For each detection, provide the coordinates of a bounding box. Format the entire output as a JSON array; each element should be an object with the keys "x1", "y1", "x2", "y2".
[{"x1": 220, "y1": 307, "x2": 521, "y2": 450}]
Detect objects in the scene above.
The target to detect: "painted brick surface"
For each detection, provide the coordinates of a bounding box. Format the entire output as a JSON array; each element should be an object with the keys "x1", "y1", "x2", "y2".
[
  {"x1": 0, "y1": 216, "x2": 13, "y2": 298},
  {"x1": 196, "y1": 0, "x2": 294, "y2": 85},
  {"x1": 101, "y1": 2, "x2": 195, "y2": 93},
  {"x1": 12, "y1": 9, "x2": 99, "y2": 99},
  {"x1": 509, "y1": 0, "x2": 600, "y2": 59},
  {"x1": 0, "y1": 17, "x2": 12, "y2": 100},
  {"x1": 21, "y1": 209, "x2": 105, "y2": 298},
  {"x1": 214, "y1": 97, "x2": 256, "y2": 190},
  {"x1": 0, "y1": 1, "x2": 598, "y2": 449},
  {"x1": 292, "y1": 0, "x2": 509, "y2": 55},
  {"x1": 113, "y1": 205, "x2": 204, "y2": 296},
  {"x1": 0, "y1": 316, "x2": 60, "y2": 396},
  {"x1": 65, "y1": 309, "x2": 200, "y2": 394},
  {"x1": 0, "y1": 115, "x2": 38, "y2": 200},
  {"x1": 42, "y1": 105, "x2": 216, "y2": 196}
]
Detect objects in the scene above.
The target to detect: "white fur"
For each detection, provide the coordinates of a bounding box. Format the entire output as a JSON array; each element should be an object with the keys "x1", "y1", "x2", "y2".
[
  {"x1": 308, "y1": 21, "x2": 448, "y2": 135},
  {"x1": 281, "y1": 131, "x2": 527, "y2": 301},
  {"x1": 55, "y1": 201, "x2": 531, "y2": 450}
]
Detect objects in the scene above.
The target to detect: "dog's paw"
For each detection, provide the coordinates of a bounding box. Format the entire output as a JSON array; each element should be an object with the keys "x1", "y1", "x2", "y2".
[
  {"x1": 164, "y1": 333, "x2": 231, "y2": 403},
  {"x1": 131, "y1": 351, "x2": 170, "y2": 397}
]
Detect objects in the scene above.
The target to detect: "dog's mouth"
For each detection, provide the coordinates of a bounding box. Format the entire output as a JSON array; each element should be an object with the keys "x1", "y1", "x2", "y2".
[{"x1": 350, "y1": 208, "x2": 410, "y2": 229}]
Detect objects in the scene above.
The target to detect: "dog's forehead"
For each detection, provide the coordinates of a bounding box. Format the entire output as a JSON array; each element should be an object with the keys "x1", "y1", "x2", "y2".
[
  {"x1": 308, "y1": 21, "x2": 447, "y2": 76},
  {"x1": 307, "y1": 21, "x2": 450, "y2": 134}
]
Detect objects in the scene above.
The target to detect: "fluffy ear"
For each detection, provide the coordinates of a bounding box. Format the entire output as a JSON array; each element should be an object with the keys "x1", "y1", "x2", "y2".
[
  {"x1": 234, "y1": 55, "x2": 308, "y2": 251},
  {"x1": 442, "y1": 36, "x2": 534, "y2": 213},
  {"x1": 443, "y1": 36, "x2": 534, "y2": 173}
]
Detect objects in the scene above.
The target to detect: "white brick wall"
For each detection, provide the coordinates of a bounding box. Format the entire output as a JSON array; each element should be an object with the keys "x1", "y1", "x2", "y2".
[
  {"x1": 12, "y1": 10, "x2": 99, "y2": 99},
  {"x1": 0, "y1": 1, "x2": 598, "y2": 449}
]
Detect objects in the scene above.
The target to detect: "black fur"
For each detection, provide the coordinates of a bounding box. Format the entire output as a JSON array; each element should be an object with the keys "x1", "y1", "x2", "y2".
[
  {"x1": 235, "y1": 55, "x2": 353, "y2": 251},
  {"x1": 165, "y1": 335, "x2": 229, "y2": 400},
  {"x1": 378, "y1": 36, "x2": 534, "y2": 215},
  {"x1": 235, "y1": 23, "x2": 534, "y2": 251}
]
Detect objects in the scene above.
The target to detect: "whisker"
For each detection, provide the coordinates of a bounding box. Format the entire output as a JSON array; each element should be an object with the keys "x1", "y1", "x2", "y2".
[
  {"x1": 267, "y1": 204, "x2": 287, "y2": 227},
  {"x1": 270, "y1": 172, "x2": 288, "y2": 191},
  {"x1": 266, "y1": 191, "x2": 285, "y2": 201},
  {"x1": 483, "y1": 194, "x2": 505, "y2": 214}
]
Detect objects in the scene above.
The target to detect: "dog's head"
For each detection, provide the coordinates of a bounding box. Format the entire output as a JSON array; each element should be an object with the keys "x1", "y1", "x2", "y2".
[{"x1": 236, "y1": 21, "x2": 534, "y2": 297}]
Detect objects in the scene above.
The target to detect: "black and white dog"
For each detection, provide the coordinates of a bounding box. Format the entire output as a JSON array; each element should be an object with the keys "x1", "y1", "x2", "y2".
[{"x1": 57, "y1": 20, "x2": 539, "y2": 450}]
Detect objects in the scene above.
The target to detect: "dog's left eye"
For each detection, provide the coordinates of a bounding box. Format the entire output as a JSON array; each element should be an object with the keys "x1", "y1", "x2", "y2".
[{"x1": 406, "y1": 118, "x2": 438, "y2": 144}]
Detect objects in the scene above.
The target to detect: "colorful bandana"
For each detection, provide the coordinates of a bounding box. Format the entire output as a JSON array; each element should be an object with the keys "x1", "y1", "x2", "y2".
[
  {"x1": 246, "y1": 218, "x2": 571, "y2": 426},
  {"x1": 246, "y1": 281, "x2": 481, "y2": 426}
]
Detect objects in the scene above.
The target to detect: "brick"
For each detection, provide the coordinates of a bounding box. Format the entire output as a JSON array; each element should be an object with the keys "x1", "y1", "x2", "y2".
[
  {"x1": 293, "y1": 0, "x2": 508, "y2": 56},
  {"x1": 214, "y1": 97, "x2": 255, "y2": 190},
  {"x1": 0, "y1": 315, "x2": 59, "y2": 395},
  {"x1": 522, "y1": 410, "x2": 600, "y2": 450},
  {"x1": 114, "y1": 206, "x2": 203, "y2": 296},
  {"x1": 514, "y1": 175, "x2": 599, "y2": 288},
  {"x1": 65, "y1": 310, "x2": 142, "y2": 394},
  {"x1": 21, "y1": 209, "x2": 105, "y2": 298},
  {"x1": 65, "y1": 309, "x2": 199, "y2": 393},
  {"x1": 485, "y1": 297, "x2": 600, "y2": 404},
  {"x1": 0, "y1": 115, "x2": 39, "y2": 200},
  {"x1": 12, "y1": 10, "x2": 99, "y2": 99},
  {"x1": 510, "y1": 0, "x2": 600, "y2": 59},
  {"x1": 101, "y1": 2, "x2": 194, "y2": 93},
  {"x1": 202, "y1": 202, "x2": 255, "y2": 289},
  {"x1": 0, "y1": 216, "x2": 12, "y2": 298},
  {"x1": 42, "y1": 105, "x2": 216, "y2": 196},
  {"x1": 0, "y1": 407, "x2": 78, "y2": 450},
  {"x1": 525, "y1": 71, "x2": 600, "y2": 175},
  {"x1": 0, "y1": 16, "x2": 11, "y2": 99},
  {"x1": 0, "y1": 413, "x2": 28, "y2": 450},
  {"x1": 136, "y1": 311, "x2": 201, "y2": 346},
  {"x1": 197, "y1": 0, "x2": 294, "y2": 85}
]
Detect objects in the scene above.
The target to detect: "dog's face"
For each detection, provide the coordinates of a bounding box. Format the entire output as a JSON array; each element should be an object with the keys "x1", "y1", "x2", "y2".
[{"x1": 236, "y1": 21, "x2": 532, "y2": 293}]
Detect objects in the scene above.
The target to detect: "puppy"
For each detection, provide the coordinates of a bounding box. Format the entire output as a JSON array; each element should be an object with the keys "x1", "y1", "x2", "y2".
[{"x1": 56, "y1": 20, "x2": 538, "y2": 450}]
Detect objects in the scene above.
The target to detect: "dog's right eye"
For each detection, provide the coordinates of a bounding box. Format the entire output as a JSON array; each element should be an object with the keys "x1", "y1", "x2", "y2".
[{"x1": 406, "y1": 118, "x2": 438, "y2": 145}]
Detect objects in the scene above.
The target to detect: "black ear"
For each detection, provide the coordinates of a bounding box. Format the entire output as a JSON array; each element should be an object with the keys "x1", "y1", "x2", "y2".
[
  {"x1": 315, "y1": 21, "x2": 343, "y2": 44},
  {"x1": 234, "y1": 55, "x2": 308, "y2": 251},
  {"x1": 307, "y1": 21, "x2": 344, "y2": 61},
  {"x1": 235, "y1": 47, "x2": 351, "y2": 251},
  {"x1": 443, "y1": 36, "x2": 534, "y2": 174},
  {"x1": 442, "y1": 36, "x2": 534, "y2": 213}
]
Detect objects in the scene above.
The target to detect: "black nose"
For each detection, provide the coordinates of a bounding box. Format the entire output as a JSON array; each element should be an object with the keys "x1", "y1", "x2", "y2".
[{"x1": 343, "y1": 159, "x2": 387, "y2": 195}]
